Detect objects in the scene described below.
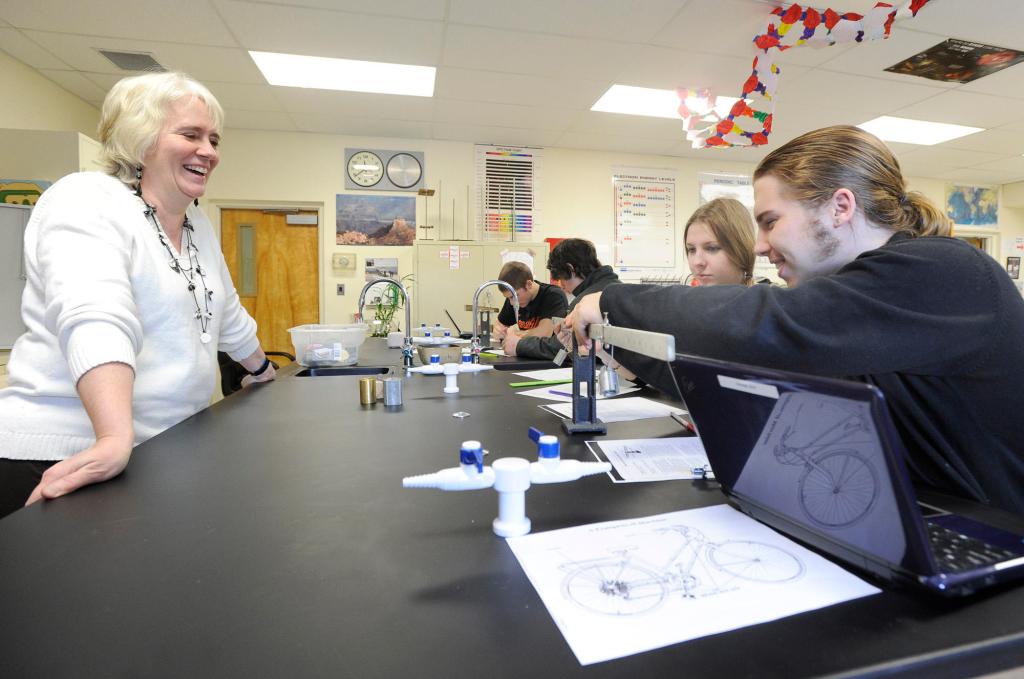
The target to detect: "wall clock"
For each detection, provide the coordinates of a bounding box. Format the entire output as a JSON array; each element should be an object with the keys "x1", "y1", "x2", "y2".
[
  {"x1": 344, "y1": 148, "x2": 425, "y2": 191},
  {"x1": 386, "y1": 152, "x2": 423, "y2": 189},
  {"x1": 347, "y1": 151, "x2": 384, "y2": 187}
]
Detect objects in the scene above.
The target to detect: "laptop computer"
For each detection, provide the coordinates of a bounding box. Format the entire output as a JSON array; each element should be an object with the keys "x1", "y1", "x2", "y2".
[{"x1": 670, "y1": 353, "x2": 1024, "y2": 596}]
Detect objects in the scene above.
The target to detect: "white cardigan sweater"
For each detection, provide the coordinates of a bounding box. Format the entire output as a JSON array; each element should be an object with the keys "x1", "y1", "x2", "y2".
[{"x1": 0, "y1": 172, "x2": 259, "y2": 461}]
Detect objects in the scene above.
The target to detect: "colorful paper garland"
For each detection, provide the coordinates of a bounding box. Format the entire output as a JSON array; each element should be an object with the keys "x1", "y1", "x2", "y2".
[{"x1": 678, "y1": 0, "x2": 934, "y2": 149}]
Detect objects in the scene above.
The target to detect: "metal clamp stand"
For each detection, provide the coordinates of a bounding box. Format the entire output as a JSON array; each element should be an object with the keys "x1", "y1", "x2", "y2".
[{"x1": 562, "y1": 333, "x2": 607, "y2": 435}]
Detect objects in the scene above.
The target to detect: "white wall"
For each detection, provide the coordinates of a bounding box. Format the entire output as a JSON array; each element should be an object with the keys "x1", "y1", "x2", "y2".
[{"x1": 0, "y1": 50, "x2": 98, "y2": 136}]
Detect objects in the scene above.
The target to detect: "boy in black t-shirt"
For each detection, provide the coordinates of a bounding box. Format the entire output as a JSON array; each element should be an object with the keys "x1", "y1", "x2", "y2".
[{"x1": 494, "y1": 261, "x2": 568, "y2": 355}]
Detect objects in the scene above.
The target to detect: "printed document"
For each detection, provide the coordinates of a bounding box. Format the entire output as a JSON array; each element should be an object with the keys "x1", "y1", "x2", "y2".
[
  {"x1": 542, "y1": 397, "x2": 683, "y2": 423},
  {"x1": 507, "y1": 504, "x2": 880, "y2": 666},
  {"x1": 586, "y1": 437, "x2": 710, "y2": 482}
]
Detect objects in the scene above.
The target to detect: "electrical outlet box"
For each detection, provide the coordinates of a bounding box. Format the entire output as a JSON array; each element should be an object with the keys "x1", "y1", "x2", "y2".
[
  {"x1": 336, "y1": 283, "x2": 345, "y2": 296},
  {"x1": 332, "y1": 252, "x2": 356, "y2": 271}
]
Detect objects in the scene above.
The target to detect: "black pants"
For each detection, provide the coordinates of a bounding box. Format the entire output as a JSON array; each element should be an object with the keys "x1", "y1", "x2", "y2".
[{"x1": 0, "y1": 458, "x2": 56, "y2": 520}]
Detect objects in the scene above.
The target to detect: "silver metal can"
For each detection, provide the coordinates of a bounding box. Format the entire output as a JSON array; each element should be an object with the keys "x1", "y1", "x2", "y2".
[{"x1": 383, "y1": 377, "x2": 403, "y2": 406}]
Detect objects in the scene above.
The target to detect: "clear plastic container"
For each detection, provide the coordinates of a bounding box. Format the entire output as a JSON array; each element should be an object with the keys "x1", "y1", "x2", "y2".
[
  {"x1": 288, "y1": 323, "x2": 368, "y2": 367},
  {"x1": 412, "y1": 323, "x2": 451, "y2": 337}
]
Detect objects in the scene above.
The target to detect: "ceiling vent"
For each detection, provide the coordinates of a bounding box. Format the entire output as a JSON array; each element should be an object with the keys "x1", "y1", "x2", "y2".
[{"x1": 98, "y1": 50, "x2": 166, "y2": 72}]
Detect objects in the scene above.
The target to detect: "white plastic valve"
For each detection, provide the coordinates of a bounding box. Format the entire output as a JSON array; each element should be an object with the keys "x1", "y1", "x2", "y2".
[
  {"x1": 443, "y1": 363, "x2": 460, "y2": 393},
  {"x1": 530, "y1": 458, "x2": 611, "y2": 484},
  {"x1": 403, "y1": 433, "x2": 611, "y2": 538},
  {"x1": 402, "y1": 465, "x2": 495, "y2": 491},
  {"x1": 492, "y1": 457, "x2": 532, "y2": 537}
]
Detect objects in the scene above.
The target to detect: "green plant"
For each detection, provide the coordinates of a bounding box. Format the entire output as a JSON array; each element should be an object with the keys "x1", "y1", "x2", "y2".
[{"x1": 371, "y1": 274, "x2": 415, "y2": 337}]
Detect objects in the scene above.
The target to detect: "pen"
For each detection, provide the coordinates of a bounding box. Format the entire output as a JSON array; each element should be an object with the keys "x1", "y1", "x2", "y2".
[
  {"x1": 508, "y1": 379, "x2": 573, "y2": 388},
  {"x1": 548, "y1": 390, "x2": 573, "y2": 397}
]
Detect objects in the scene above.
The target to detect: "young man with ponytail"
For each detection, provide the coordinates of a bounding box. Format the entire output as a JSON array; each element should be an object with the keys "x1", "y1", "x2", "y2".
[{"x1": 564, "y1": 125, "x2": 1024, "y2": 516}]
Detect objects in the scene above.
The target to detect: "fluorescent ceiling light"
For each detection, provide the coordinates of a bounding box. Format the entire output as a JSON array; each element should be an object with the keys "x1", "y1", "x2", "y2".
[
  {"x1": 591, "y1": 84, "x2": 738, "y2": 119},
  {"x1": 249, "y1": 51, "x2": 435, "y2": 97},
  {"x1": 858, "y1": 116, "x2": 982, "y2": 145}
]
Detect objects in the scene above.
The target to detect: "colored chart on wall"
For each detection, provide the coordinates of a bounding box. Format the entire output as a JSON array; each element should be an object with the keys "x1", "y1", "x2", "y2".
[
  {"x1": 613, "y1": 168, "x2": 676, "y2": 268},
  {"x1": 475, "y1": 144, "x2": 541, "y2": 241}
]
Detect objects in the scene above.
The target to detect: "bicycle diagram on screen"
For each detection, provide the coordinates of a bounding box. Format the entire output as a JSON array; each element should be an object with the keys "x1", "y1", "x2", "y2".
[
  {"x1": 558, "y1": 524, "x2": 804, "y2": 616},
  {"x1": 770, "y1": 399, "x2": 880, "y2": 529}
]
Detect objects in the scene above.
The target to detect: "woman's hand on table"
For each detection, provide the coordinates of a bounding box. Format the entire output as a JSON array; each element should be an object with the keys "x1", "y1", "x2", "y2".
[{"x1": 25, "y1": 436, "x2": 132, "y2": 506}]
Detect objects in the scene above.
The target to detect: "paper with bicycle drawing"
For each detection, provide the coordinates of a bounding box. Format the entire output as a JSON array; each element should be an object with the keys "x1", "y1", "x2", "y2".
[{"x1": 506, "y1": 504, "x2": 879, "y2": 666}]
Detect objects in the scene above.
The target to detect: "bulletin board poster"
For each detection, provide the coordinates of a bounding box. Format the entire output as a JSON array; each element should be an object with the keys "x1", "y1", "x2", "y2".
[{"x1": 612, "y1": 167, "x2": 676, "y2": 268}]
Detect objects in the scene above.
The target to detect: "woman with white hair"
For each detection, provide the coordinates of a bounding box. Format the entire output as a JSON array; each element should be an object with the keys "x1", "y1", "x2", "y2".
[{"x1": 0, "y1": 71, "x2": 275, "y2": 518}]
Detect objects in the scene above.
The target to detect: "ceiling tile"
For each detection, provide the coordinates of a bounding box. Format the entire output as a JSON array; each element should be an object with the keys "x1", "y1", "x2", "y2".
[
  {"x1": 944, "y1": 128, "x2": 1024, "y2": 155},
  {"x1": 930, "y1": 168, "x2": 1022, "y2": 185},
  {"x1": 274, "y1": 88, "x2": 434, "y2": 120},
  {"x1": 450, "y1": 0, "x2": 687, "y2": 43},
  {"x1": 254, "y1": 0, "x2": 448, "y2": 21},
  {"x1": 781, "y1": 70, "x2": 945, "y2": 116},
  {"x1": 0, "y1": 27, "x2": 69, "y2": 69},
  {"x1": 434, "y1": 67, "x2": 607, "y2": 110},
  {"x1": 431, "y1": 122, "x2": 560, "y2": 148},
  {"x1": 214, "y1": 0, "x2": 443, "y2": 65},
  {"x1": 898, "y1": 146, "x2": 1003, "y2": 170},
  {"x1": 904, "y1": 0, "x2": 1024, "y2": 52},
  {"x1": 567, "y1": 110, "x2": 689, "y2": 141},
  {"x1": 892, "y1": 90, "x2": 1024, "y2": 129},
  {"x1": 2, "y1": 1, "x2": 234, "y2": 46},
  {"x1": 554, "y1": 131, "x2": 677, "y2": 155},
  {"x1": 612, "y1": 47, "x2": 772, "y2": 94},
  {"x1": 818, "y1": 28, "x2": 963, "y2": 88},
  {"x1": 433, "y1": 99, "x2": 577, "y2": 131},
  {"x1": 37, "y1": 69, "x2": 107, "y2": 102},
  {"x1": 24, "y1": 31, "x2": 266, "y2": 83},
  {"x1": 291, "y1": 112, "x2": 433, "y2": 138},
  {"x1": 958, "y1": 63, "x2": 1024, "y2": 100},
  {"x1": 442, "y1": 24, "x2": 634, "y2": 80},
  {"x1": 203, "y1": 82, "x2": 285, "y2": 112},
  {"x1": 223, "y1": 109, "x2": 297, "y2": 133},
  {"x1": 969, "y1": 155, "x2": 1024, "y2": 174}
]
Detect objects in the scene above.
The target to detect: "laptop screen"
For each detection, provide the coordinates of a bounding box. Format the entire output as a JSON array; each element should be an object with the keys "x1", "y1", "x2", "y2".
[{"x1": 672, "y1": 354, "x2": 934, "y2": 575}]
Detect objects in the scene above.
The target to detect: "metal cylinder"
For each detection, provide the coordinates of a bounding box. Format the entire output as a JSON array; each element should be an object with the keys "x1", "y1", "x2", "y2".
[
  {"x1": 383, "y1": 377, "x2": 403, "y2": 406},
  {"x1": 359, "y1": 377, "x2": 376, "y2": 405}
]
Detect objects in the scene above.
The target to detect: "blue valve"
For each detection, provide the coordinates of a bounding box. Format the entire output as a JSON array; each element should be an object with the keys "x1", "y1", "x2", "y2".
[
  {"x1": 460, "y1": 441, "x2": 484, "y2": 473},
  {"x1": 430, "y1": 354, "x2": 440, "y2": 364},
  {"x1": 527, "y1": 427, "x2": 560, "y2": 459}
]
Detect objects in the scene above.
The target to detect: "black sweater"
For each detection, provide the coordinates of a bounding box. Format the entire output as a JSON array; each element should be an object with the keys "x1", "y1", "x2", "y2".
[
  {"x1": 601, "y1": 234, "x2": 1024, "y2": 515},
  {"x1": 516, "y1": 265, "x2": 620, "y2": 360}
]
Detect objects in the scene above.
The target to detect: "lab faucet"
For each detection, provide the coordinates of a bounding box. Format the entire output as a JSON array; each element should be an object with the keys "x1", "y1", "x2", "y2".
[
  {"x1": 356, "y1": 278, "x2": 414, "y2": 367},
  {"x1": 471, "y1": 280, "x2": 519, "y2": 360}
]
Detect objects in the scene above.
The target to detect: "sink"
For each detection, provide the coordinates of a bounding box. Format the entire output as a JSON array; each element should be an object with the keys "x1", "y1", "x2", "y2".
[{"x1": 294, "y1": 366, "x2": 391, "y2": 377}]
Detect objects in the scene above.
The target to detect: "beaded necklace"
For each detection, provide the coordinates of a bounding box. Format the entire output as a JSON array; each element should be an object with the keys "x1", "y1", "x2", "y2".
[{"x1": 134, "y1": 181, "x2": 214, "y2": 344}]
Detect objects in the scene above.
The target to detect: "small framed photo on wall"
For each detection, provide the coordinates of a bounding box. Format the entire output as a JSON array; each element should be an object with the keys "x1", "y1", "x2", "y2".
[{"x1": 1007, "y1": 256, "x2": 1021, "y2": 280}]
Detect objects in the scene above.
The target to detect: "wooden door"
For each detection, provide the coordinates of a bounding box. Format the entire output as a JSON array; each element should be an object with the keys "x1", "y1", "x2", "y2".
[{"x1": 220, "y1": 209, "x2": 319, "y2": 357}]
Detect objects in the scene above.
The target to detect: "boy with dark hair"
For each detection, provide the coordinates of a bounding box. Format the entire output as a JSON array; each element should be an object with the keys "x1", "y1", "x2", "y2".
[
  {"x1": 493, "y1": 261, "x2": 567, "y2": 352},
  {"x1": 512, "y1": 239, "x2": 619, "y2": 360}
]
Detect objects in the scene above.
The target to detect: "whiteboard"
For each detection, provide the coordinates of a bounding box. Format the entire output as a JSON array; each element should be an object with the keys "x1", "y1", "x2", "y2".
[{"x1": 1, "y1": 204, "x2": 30, "y2": 348}]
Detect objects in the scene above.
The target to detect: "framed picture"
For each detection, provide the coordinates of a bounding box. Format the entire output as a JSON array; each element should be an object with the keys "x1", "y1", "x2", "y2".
[
  {"x1": 945, "y1": 184, "x2": 998, "y2": 226},
  {"x1": 1007, "y1": 256, "x2": 1021, "y2": 280},
  {"x1": 335, "y1": 194, "x2": 416, "y2": 246}
]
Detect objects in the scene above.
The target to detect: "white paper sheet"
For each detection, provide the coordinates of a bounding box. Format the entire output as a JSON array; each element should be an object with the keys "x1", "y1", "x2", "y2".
[
  {"x1": 512, "y1": 367, "x2": 573, "y2": 380},
  {"x1": 586, "y1": 437, "x2": 711, "y2": 482},
  {"x1": 506, "y1": 505, "x2": 880, "y2": 666},
  {"x1": 541, "y1": 397, "x2": 683, "y2": 423},
  {"x1": 516, "y1": 385, "x2": 640, "y2": 402}
]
